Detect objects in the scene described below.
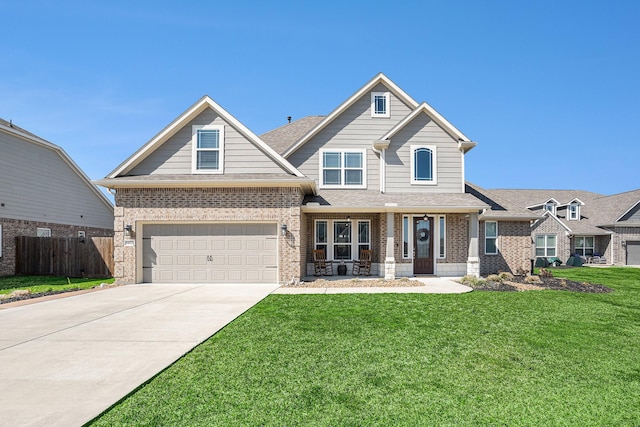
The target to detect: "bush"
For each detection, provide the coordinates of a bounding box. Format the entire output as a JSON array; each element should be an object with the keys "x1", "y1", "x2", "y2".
[
  {"x1": 498, "y1": 272, "x2": 514, "y2": 281},
  {"x1": 486, "y1": 274, "x2": 502, "y2": 283},
  {"x1": 460, "y1": 275, "x2": 486, "y2": 286},
  {"x1": 525, "y1": 275, "x2": 542, "y2": 284}
]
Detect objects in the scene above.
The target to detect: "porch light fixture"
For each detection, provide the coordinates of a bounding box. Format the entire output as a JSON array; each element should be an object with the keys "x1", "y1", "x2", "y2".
[
  {"x1": 124, "y1": 224, "x2": 133, "y2": 237},
  {"x1": 281, "y1": 224, "x2": 287, "y2": 236},
  {"x1": 346, "y1": 215, "x2": 351, "y2": 221},
  {"x1": 423, "y1": 214, "x2": 429, "y2": 221}
]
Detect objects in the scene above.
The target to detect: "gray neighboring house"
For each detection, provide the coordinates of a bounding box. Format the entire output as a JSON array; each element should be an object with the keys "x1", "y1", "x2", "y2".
[
  {"x1": 490, "y1": 189, "x2": 640, "y2": 266},
  {"x1": 0, "y1": 118, "x2": 114, "y2": 276},
  {"x1": 97, "y1": 73, "x2": 537, "y2": 285}
]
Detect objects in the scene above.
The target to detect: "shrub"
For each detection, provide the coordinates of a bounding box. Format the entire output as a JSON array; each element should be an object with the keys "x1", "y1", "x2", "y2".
[
  {"x1": 498, "y1": 272, "x2": 514, "y2": 281},
  {"x1": 460, "y1": 275, "x2": 486, "y2": 286},
  {"x1": 525, "y1": 275, "x2": 542, "y2": 284},
  {"x1": 486, "y1": 274, "x2": 502, "y2": 283}
]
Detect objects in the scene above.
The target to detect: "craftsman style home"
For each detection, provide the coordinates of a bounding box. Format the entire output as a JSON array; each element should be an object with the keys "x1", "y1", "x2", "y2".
[{"x1": 97, "y1": 74, "x2": 542, "y2": 284}]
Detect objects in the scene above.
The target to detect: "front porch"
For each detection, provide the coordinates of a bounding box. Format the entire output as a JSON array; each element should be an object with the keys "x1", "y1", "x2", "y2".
[{"x1": 302, "y1": 211, "x2": 482, "y2": 279}]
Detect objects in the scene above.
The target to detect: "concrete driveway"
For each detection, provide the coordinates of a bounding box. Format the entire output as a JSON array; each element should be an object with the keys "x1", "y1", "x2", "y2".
[{"x1": 0, "y1": 283, "x2": 279, "y2": 427}]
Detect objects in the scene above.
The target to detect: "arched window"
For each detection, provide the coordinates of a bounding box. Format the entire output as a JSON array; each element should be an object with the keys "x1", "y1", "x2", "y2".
[{"x1": 411, "y1": 145, "x2": 437, "y2": 184}]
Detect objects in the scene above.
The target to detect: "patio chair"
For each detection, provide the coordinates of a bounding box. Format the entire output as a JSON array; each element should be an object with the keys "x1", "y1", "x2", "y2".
[
  {"x1": 313, "y1": 249, "x2": 333, "y2": 276},
  {"x1": 352, "y1": 249, "x2": 372, "y2": 276}
]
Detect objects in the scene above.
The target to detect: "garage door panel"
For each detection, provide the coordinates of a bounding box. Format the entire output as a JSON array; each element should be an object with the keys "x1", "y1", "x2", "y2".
[
  {"x1": 627, "y1": 241, "x2": 640, "y2": 265},
  {"x1": 142, "y1": 223, "x2": 278, "y2": 283}
]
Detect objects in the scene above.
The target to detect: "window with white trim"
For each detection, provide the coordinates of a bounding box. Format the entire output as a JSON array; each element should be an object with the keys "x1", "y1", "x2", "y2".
[
  {"x1": 410, "y1": 145, "x2": 437, "y2": 185},
  {"x1": 402, "y1": 216, "x2": 410, "y2": 259},
  {"x1": 535, "y1": 234, "x2": 556, "y2": 257},
  {"x1": 544, "y1": 202, "x2": 556, "y2": 215},
  {"x1": 485, "y1": 221, "x2": 498, "y2": 255},
  {"x1": 192, "y1": 125, "x2": 224, "y2": 173},
  {"x1": 319, "y1": 149, "x2": 366, "y2": 188},
  {"x1": 574, "y1": 236, "x2": 594, "y2": 257},
  {"x1": 568, "y1": 203, "x2": 580, "y2": 220},
  {"x1": 37, "y1": 227, "x2": 51, "y2": 237},
  {"x1": 0, "y1": 224, "x2": 3, "y2": 257},
  {"x1": 314, "y1": 219, "x2": 371, "y2": 261},
  {"x1": 371, "y1": 92, "x2": 390, "y2": 117},
  {"x1": 438, "y1": 216, "x2": 446, "y2": 259}
]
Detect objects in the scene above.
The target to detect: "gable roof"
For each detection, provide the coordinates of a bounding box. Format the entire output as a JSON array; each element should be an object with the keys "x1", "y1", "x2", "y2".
[
  {"x1": 107, "y1": 96, "x2": 304, "y2": 178},
  {"x1": 380, "y1": 102, "x2": 476, "y2": 152},
  {"x1": 592, "y1": 189, "x2": 640, "y2": 225},
  {"x1": 261, "y1": 116, "x2": 325, "y2": 155},
  {"x1": 0, "y1": 118, "x2": 113, "y2": 210},
  {"x1": 282, "y1": 73, "x2": 420, "y2": 158},
  {"x1": 465, "y1": 183, "x2": 540, "y2": 220}
]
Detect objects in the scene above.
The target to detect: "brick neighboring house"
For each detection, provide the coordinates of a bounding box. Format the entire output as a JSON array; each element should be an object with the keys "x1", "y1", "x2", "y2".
[
  {"x1": 489, "y1": 189, "x2": 640, "y2": 266},
  {"x1": 96, "y1": 74, "x2": 541, "y2": 284},
  {"x1": 0, "y1": 119, "x2": 114, "y2": 276}
]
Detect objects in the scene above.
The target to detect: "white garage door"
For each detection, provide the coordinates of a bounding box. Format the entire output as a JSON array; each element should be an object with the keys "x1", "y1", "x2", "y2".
[
  {"x1": 142, "y1": 223, "x2": 278, "y2": 283},
  {"x1": 627, "y1": 241, "x2": 640, "y2": 265}
]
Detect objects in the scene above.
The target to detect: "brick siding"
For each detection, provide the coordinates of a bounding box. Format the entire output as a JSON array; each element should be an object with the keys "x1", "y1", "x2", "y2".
[
  {"x1": 480, "y1": 220, "x2": 531, "y2": 276},
  {"x1": 0, "y1": 218, "x2": 113, "y2": 277},
  {"x1": 114, "y1": 187, "x2": 303, "y2": 284}
]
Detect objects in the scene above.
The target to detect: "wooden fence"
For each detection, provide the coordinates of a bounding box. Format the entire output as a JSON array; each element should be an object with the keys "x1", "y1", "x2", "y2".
[{"x1": 15, "y1": 236, "x2": 114, "y2": 277}]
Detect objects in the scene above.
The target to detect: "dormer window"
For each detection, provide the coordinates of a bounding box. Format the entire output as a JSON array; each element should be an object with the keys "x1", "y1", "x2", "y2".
[
  {"x1": 371, "y1": 92, "x2": 390, "y2": 118},
  {"x1": 544, "y1": 202, "x2": 556, "y2": 215},
  {"x1": 568, "y1": 203, "x2": 580, "y2": 220},
  {"x1": 192, "y1": 125, "x2": 224, "y2": 173}
]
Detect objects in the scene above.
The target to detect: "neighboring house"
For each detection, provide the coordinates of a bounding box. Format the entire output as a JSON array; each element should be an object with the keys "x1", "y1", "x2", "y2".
[
  {"x1": 97, "y1": 73, "x2": 539, "y2": 284},
  {"x1": 490, "y1": 189, "x2": 640, "y2": 266},
  {"x1": 0, "y1": 118, "x2": 114, "y2": 276}
]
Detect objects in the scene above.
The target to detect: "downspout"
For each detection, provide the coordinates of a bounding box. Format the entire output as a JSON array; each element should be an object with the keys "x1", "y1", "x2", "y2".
[{"x1": 373, "y1": 139, "x2": 390, "y2": 193}]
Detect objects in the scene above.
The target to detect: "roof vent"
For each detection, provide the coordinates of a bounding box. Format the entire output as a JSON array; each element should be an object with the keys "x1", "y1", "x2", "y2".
[{"x1": 287, "y1": 116, "x2": 292, "y2": 123}]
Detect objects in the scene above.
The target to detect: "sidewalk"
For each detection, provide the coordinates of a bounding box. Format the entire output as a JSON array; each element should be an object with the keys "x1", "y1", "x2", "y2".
[{"x1": 273, "y1": 276, "x2": 472, "y2": 294}]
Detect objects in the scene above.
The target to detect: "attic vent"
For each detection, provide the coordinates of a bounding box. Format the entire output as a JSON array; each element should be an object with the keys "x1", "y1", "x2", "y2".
[{"x1": 287, "y1": 116, "x2": 292, "y2": 123}]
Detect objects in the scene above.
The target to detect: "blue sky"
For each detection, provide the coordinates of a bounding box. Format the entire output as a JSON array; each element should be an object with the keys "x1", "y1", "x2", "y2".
[{"x1": 2, "y1": 0, "x2": 639, "y2": 195}]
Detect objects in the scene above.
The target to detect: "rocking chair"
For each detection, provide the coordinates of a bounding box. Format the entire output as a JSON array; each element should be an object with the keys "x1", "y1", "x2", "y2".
[
  {"x1": 352, "y1": 249, "x2": 372, "y2": 276},
  {"x1": 313, "y1": 249, "x2": 334, "y2": 276}
]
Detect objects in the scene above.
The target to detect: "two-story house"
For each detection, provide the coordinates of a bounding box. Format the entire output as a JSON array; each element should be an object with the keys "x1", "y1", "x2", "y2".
[
  {"x1": 0, "y1": 118, "x2": 114, "y2": 276},
  {"x1": 97, "y1": 74, "x2": 535, "y2": 284}
]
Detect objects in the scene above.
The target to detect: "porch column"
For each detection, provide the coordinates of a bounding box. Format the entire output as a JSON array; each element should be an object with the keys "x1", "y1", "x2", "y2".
[
  {"x1": 385, "y1": 211, "x2": 396, "y2": 279},
  {"x1": 467, "y1": 212, "x2": 480, "y2": 277}
]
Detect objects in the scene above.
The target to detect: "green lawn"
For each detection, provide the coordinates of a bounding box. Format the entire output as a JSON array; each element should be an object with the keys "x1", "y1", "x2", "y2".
[
  {"x1": 0, "y1": 275, "x2": 114, "y2": 296},
  {"x1": 90, "y1": 267, "x2": 640, "y2": 426}
]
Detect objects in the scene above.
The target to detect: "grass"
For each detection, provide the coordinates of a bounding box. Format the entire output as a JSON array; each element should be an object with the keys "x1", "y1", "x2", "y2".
[
  {"x1": 0, "y1": 275, "x2": 114, "y2": 296},
  {"x1": 90, "y1": 267, "x2": 640, "y2": 426}
]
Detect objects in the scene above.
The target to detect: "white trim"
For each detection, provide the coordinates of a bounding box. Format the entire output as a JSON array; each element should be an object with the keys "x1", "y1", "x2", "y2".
[
  {"x1": 107, "y1": 96, "x2": 304, "y2": 178},
  {"x1": 402, "y1": 215, "x2": 411, "y2": 259},
  {"x1": 540, "y1": 210, "x2": 573, "y2": 232},
  {"x1": 314, "y1": 219, "x2": 371, "y2": 261},
  {"x1": 379, "y1": 102, "x2": 472, "y2": 146},
  {"x1": 568, "y1": 203, "x2": 580, "y2": 220},
  {"x1": 438, "y1": 215, "x2": 446, "y2": 259},
  {"x1": 535, "y1": 234, "x2": 557, "y2": 257},
  {"x1": 191, "y1": 125, "x2": 225, "y2": 174},
  {"x1": 319, "y1": 149, "x2": 367, "y2": 189},
  {"x1": 410, "y1": 145, "x2": 437, "y2": 185},
  {"x1": 371, "y1": 92, "x2": 390, "y2": 118},
  {"x1": 485, "y1": 221, "x2": 498, "y2": 255},
  {"x1": 544, "y1": 202, "x2": 556, "y2": 215},
  {"x1": 37, "y1": 227, "x2": 51, "y2": 237},
  {"x1": 283, "y1": 73, "x2": 419, "y2": 157}
]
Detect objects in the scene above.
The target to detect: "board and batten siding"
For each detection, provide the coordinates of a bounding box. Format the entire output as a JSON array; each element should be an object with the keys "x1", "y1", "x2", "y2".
[
  {"x1": 287, "y1": 83, "x2": 413, "y2": 189},
  {"x1": 0, "y1": 130, "x2": 113, "y2": 229},
  {"x1": 128, "y1": 108, "x2": 288, "y2": 176},
  {"x1": 385, "y1": 113, "x2": 464, "y2": 193}
]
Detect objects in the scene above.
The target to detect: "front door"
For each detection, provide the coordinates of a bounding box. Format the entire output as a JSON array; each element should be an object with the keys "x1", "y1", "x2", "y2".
[{"x1": 413, "y1": 216, "x2": 434, "y2": 274}]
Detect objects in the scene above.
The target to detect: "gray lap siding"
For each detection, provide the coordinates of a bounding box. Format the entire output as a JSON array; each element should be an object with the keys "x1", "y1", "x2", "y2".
[{"x1": 114, "y1": 187, "x2": 304, "y2": 284}]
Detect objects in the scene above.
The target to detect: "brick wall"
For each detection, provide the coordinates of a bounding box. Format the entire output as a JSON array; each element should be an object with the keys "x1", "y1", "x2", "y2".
[
  {"x1": 605, "y1": 226, "x2": 640, "y2": 265},
  {"x1": 0, "y1": 218, "x2": 113, "y2": 277},
  {"x1": 480, "y1": 220, "x2": 531, "y2": 276},
  {"x1": 114, "y1": 187, "x2": 304, "y2": 284},
  {"x1": 531, "y1": 216, "x2": 569, "y2": 261}
]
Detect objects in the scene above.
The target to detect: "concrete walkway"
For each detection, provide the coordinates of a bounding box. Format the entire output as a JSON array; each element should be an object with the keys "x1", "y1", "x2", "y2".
[
  {"x1": 0, "y1": 283, "x2": 279, "y2": 427},
  {"x1": 273, "y1": 276, "x2": 472, "y2": 294}
]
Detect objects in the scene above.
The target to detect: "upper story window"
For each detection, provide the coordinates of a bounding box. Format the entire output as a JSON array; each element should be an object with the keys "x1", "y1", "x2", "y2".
[
  {"x1": 319, "y1": 149, "x2": 366, "y2": 188},
  {"x1": 371, "y1": 92, "x2": 390, "y2": 118},
  {"x1": 192, "y1": 125, "x2": 224, "y2": 174},
  {"x1": 568, "y1": 203, "x2": 580, "y2": 220},
  {"x1": 410, "y1": 145, "x2": 437, "y2": 185},
  {"x1": 544, "y1": 202, "x2": 556, "y2": 215}
]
